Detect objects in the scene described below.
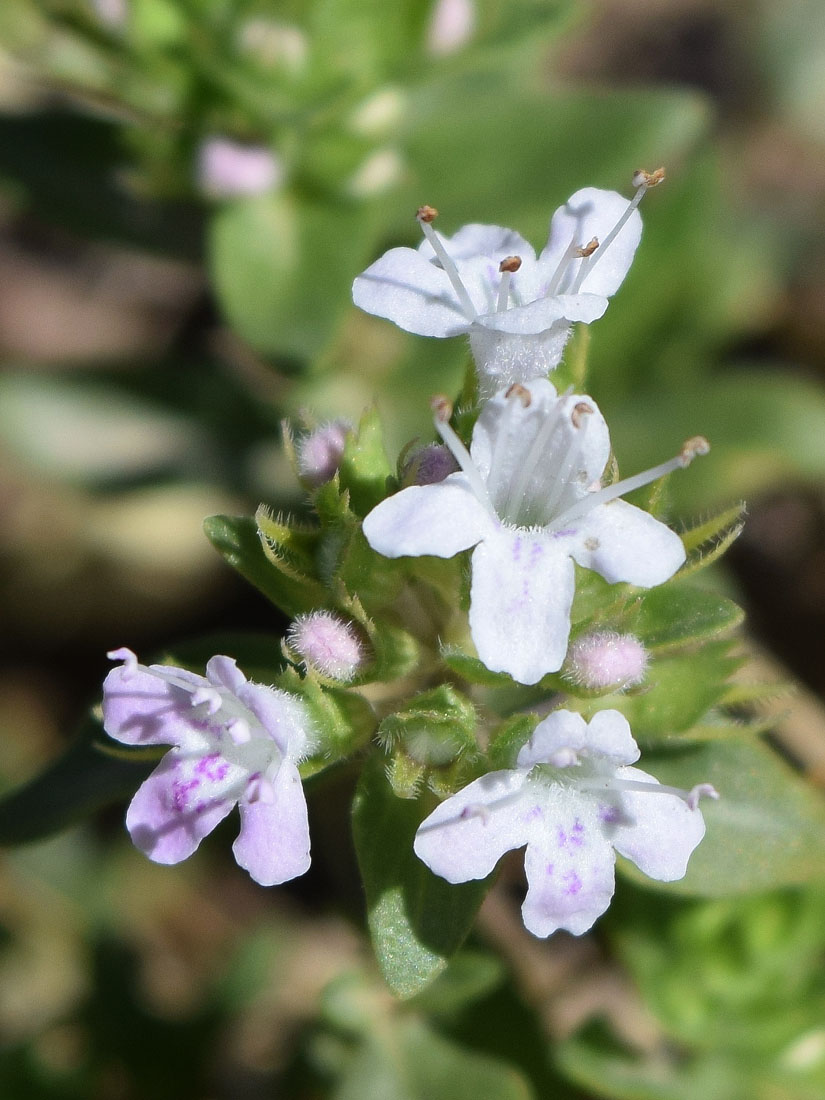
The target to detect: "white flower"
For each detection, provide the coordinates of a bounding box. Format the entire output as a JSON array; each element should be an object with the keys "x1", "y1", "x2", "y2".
[
  {"x1": 414, "y1": 709, "x2": 717, "y2": 938},
  {"x1": 363, "y1": 378, "x2": 704, "y2": 685},
  {"x1": 352, "y1": 173, "x2": 663, "y2": 397}
]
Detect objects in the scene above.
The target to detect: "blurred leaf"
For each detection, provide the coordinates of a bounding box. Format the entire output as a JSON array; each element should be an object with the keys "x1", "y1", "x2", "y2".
[
  {"x1": 352, "y1": 755, "x2": 490, "y2": 997},
  {"x1": 204, "y1": 513, "x2": 325, "y2": 616},
  {"x1": 627, "y1": 739, "x2": 825, "y2": 896},
  {"x1": 333, "y1": 1017, "x2": 533, "y2": 1100},
  {"x1": 209, "y1": 192, "x2": 373, "y2": 360},
  {"x1": 0, "y1": 723, "x2": 153, "y2": 846}
]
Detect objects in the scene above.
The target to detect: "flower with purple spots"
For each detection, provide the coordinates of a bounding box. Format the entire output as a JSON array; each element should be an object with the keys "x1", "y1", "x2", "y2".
[
  {"x1": 413, "y1": 709, "x2": 717, "y2": 938},
  {"x1": 102, "y1": 648, "x2": 315, "y2": 886},
  {"x1": 352, "y1": 176, "x2": 662, "y2": 398},
  {"x1": 363, "y1": 378, "x2": 703, "y2": 685}
]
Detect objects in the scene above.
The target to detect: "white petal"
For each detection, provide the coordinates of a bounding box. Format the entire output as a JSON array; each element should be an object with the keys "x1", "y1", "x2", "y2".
[
  {"x1": 413, "y1": 769, "x2": 532, "y2": 882},
  {"x1": 517, "y1": 711, "x2": 588, "y2": 768},
  {"x1": 469, "y1": 529, "x2": 575, "y2": 684},
  {"x1": 476, "y1": 292, "x2": 607, "y2": 335},
  {"x1": 363, "y1": 475, "x2": 493, "y2": 559},
  {"x1": 611, "y1": 765, "x2": 706, "y2": 880},
  {"x1": 352, "y1": 247, "x2": 470, "y2": 336},
  {"x1": 521, "y1": 797, "x2": 616, "y2": 937},
  {"x1": 584, "y1": 710, "x2": 640, "y2": 765},
  {"x1": 420, "y1": 223, "x2": 535, "y2": 263},
  {"x1": 539, "y1": 188, "x2": 642, "y2": 298},
  {"x1": 571, "y1": 500, "x2": 685, "y2": 586}
]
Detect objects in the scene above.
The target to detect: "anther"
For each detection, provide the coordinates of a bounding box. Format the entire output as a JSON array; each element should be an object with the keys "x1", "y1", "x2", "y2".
[
  {"x1": 571, "y1": 401, "x2": 594, "y2": 429},
  {"x1": 499, "y1": 255, "x2": 522, "y2": 273},
  {"x1": 679, "y1": 436, "x2": 710, "y2": 466},
  {"x1": 686, "y1": 783, "x2": 719, "y2": 811},
  {"x1": 505, "y1": 383, "x2": 531, "y2": 406},
  {"x1": 417, "y1": 204, "x2": 438, "y2": 222},
  {"x1": 632, "y1": 167, "x2": 666, "y2": 189},
  {"x1": 416, "y1": 205, "x2": 477, "y2": 321},
  {"x1": 430, "y1": 394, "x2": 453, "y2": 422},
  {"x1": 575, "y1": 237, "x2": 599, "y2": 258}
]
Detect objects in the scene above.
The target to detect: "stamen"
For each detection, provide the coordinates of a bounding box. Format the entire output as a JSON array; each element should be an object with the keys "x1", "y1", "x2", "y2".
[
  {"x1": 431, "y1": 395, "x2": 497, "y2": 519},
  {"x1": 579, "y1": 775, "x2": 718, "y2": 810},
  {"x1": 226, "y1": 717, "x2": 251, "y2": 744},
  {"x1": 545, "y1": 233, "x2": 580, "y2": 296},
  {"x1": 496, "y1": 255, "x2": 521, "y2": 312},
  {"x1": 548, "y1": 435, "x2": 710, "y2": 532},
  {"x1": 108, "y1": 647, "x2": 138, "y2": 678},
  {"x1": 572, "y1": 169, "x2": 665, "y2": 292},
  {"x1": 487, "y1": 386, "x2": 529, "y2": 507},
  {"x1": 541, "y1": 404, "x2": 593, "y2": 521},
  {"x1": 575, "y1": 237, "x2": 599, "y2": 258},
  {"x1": 417, "y1": 205, "x2": 478, "y2": 322},
  {"x1": 191, "y1": 687, "x2": 223, "y2": 715}
]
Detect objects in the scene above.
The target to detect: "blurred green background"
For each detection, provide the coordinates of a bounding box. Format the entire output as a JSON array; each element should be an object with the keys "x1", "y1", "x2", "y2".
[{"x1": 1, "y1": 1, "x2": 825, "y2": 1097}]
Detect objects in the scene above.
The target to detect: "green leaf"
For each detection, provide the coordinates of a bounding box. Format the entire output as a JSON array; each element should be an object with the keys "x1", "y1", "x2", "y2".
[
  {"x1": 337, "y1": 405, "x2": 394, "y2": 516},
  {"x1": 626, "y1": 739, "x2": 825, "y2": 896},
  {"x1": 633, "y1": 583, "x2": 745, "y2": 653},
  {"x1": 333, "y1": 1018, "x2": 533, "y2": 1100},
  {"x1": 352, "y1": 756, "x2": 490, "y2": 997},
  {"x1": 209, "y1": 192, "x2": 371, "y2": 361},
  {"x1": 440, "y1": 646, "x2": 518, "y2": 687},
  {"x1": 0, "y1": 722, "x2": 153, "y2": 845},
  {"x1": 204, "y1": 513, "x2": 325, "y2": 616}
]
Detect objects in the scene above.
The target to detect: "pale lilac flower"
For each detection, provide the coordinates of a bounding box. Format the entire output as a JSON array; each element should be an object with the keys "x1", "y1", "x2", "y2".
[
  {"x1": 353, "y1": 173, "x2": 662, "y2": 397},
  {"x1": 296, "y1": 420, "x2": 351, "y2": 487},
  {"x1": 102, "y1": 648, "x2": 314, "y2": 885},
  {"x1": 414, "y1": 709, "x2": 717, "y2": 938},
  {"x1": 197, "y1": 138, "x2": 283, "y2": 199},
  {"x1": 426, "y1": 0, "x2": 476, "y2": 55},
  {"x1": 564, "y1": 630, "x2": 648, "y2": 691},
  {"x1": 363, "y1": 378, "x2": 702, "y2": 685},
  {"x1": 287, "y1": 612, "x2": 366, "y2": 681}
]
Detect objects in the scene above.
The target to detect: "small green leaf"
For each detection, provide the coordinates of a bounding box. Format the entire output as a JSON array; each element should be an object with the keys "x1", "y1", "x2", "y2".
[
  {"x1": 352, "y1": 756, "x2": 490, "y2": 997},
  {"x1": 627, "y1": 739, "x2": 825, "y2": 896},
  {"x1": 337, "y1": 405, "x2": 394, "y2": 516},
  {"x1": 205, "y1": 513, "x2": 325, "y2": 616},
  {"x1": 633, "y1": 583, "x2": 745, "y2": 653},
  {"x1": 0, "y1": 722, "x2": 154, "y2": 845},
  {"x1": 440, "y1": 646, "x2": 518, "y2": 687}
]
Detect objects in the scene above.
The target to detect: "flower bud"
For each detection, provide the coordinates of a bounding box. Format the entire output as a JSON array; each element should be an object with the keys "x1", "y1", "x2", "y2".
[
  {"x1": 287, "y1": 612, "x2": 366, "y2": 682},
  {"x1": 400, "y1": 442, "x2": 460, "y2": 486},
  {"x1": 563, "y1": 631, "x2": 648, "y2": 692},
  {"x1": 296, "y1": 420, "x2": 350, "y2": 487},
  {"x1": 426, "y1": 0, "x2": 476, "y2": 55},
  {"x1": 197, "y1": 138, "x2": 283, "y2": 199}
]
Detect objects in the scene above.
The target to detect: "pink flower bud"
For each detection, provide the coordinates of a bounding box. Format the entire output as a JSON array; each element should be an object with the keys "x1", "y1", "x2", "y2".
[
  {"x1": 426, "y1": 0, "x2": 476, "y2": 55},
  {"x1": 564, "y1": 631, "x2": 648, "y2": 692},
  {"x1": 296, "y1": 420, "x2": 350, "y2": 487},
  {"x1": 197, "y1": 138, "x2": 283, "y2": 199},
  {"x1": 287, "y1": 612, "x2": 365, "y2": 681},
  {"x1": 400, "y1": 442, "x2": 460, "y2": 486}
]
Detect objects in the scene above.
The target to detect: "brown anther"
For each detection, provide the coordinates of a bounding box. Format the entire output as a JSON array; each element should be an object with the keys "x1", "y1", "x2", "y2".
[
  {"x1": 430, "y1": 394, "x2": 453, "y2": 422},
  {"x1": 575, "y1": 237, "x2": 599, "y2": 258},
  {"x1": 632, "y1": 167, "x2": 666, "y2": 189},
  {"x1": 571, "y1": 401, "x2": 595, "y2": 429},
  {"x1": 679, "y1": 435, "x2": 710, "y2": 465},
  {"x1": 505, "y1": 383, "x2": 531, "y2": 407},
  {"x1": 417, "y1": 204, "x2": 438, "y2": 223},
  {"x1": 499, "y1": 255, "x2": 522, "y2": 273}
]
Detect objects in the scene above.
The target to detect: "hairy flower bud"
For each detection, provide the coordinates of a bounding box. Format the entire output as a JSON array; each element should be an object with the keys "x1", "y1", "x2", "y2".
[
  {"x1": 287, "y1": 612, "x2": 366, "y2": 682},
  {"x1": 564, "y1": 631, "x2": 648, "y2": 692},
  {"x1": 400, "y1": 442, "x2": 460, "y2": 486},
  {"x1": 296, "y1": 420, "x2": 351, "y2": 487}
]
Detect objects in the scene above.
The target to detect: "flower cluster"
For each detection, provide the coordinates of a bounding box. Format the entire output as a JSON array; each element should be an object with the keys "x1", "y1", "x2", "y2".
[{"x1": 102, "y1": 170, "x2": 718, "y2": 944}]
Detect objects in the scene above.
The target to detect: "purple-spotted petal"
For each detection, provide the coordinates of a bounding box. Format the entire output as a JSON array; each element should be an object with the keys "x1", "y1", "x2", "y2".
[
  {"x1": 102, "y1": 663, "x2": 210, "y2": 750},
  {"x1": 538, "y1": 188, "x2": 642, "y2": 298},
  {"x1": 363, "y1": 475, "x2": 493, "y2": 559},
  {"x1": 414, "y1": 769, "x2": 532, "y2": 882},
  {"x1": 469, "y1": 529, "x2": 575, "y2": 684},
  {"x1": 125, "y1": 751, "x2": 239, "y2": 865},
  {"x1": 352, "y1": 247, "x2": 471, "y2": 337},
  {"x1": 572, "y1": 500, "x2": 685, "y2": 586},
  {"x1": 521, "y1": 804, "x2": 616, "y2": 937},
  {"x1": 233, "y1": 760, "x2": 311, "y2": 885},
  {"x1": 612, "y1": 765, "x2": 706, "y2": 880},
  {"x1": 517, "y1": 711, "x2": 588, "y2": 768}
]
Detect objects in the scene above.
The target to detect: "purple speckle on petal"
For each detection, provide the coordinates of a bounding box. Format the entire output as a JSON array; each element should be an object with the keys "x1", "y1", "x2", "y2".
[
  {"x1": 552, "y1": 528, "x2": 577, "y2": 539},
  {"x1": 599, "y1": 803, "x2": 623, "y2": 825},
  {"x1": 512, "y1": 537, "x2": 522, "y2": 562},
  {"x1": 525, "y1": 805, "x2": 544, "y2": 822},
  {"x1": 172, "y1": 777, "x2": 200, "y2": 812},
  {"x1": 529, "y1": 542, "x2": 543, "y2": 564},
  {"x1": 563, "y1": 870, "x2": 582, "y2": 895},
  {"x1": 545, "y1": 862, "x2": 554, "y2": 876},
  {"x1": 196, "y1": 753, "x2": 230, "y2": 782}
]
